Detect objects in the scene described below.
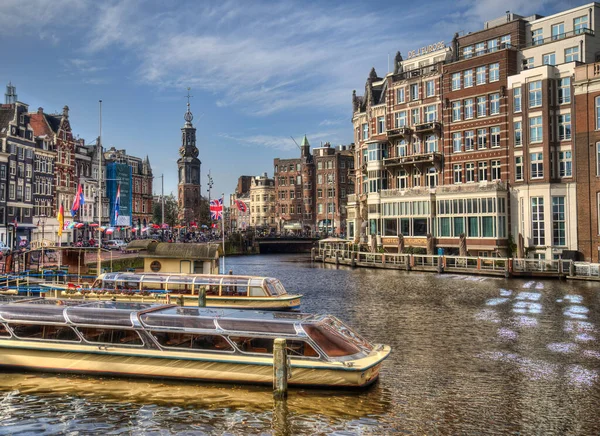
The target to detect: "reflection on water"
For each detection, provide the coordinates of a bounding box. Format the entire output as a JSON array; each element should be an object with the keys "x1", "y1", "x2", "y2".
[{"x1": 1, "y1": 254, "x2": 600, "y2": 434}]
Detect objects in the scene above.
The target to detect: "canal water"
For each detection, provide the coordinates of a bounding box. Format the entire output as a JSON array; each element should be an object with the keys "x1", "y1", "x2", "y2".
[{"x1": 1, "y1": 254, "x2": 600, "y2": 435}]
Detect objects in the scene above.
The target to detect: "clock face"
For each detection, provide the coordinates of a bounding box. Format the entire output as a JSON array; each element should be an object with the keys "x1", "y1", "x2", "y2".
[
  {"x1": 192, "y1": 146, "x2": 198, "y2": 157},
  {"x1": 179, "y1": 146, "x2": 186, "y2": 157}
]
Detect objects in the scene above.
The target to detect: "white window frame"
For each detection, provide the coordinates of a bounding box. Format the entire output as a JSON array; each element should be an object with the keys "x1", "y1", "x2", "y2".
[
  {"x1": 489, "y1": 63, "x2": 499, "y2": 82},
  {"x1": 464, "y1": 69, "x2": 473, "y2": 88},
  {"x1": 452, "y1": 73, "x2": 461, "y2": 91},
  {"x1": 515, "y1": 156, "x2": 523, "y2": 181},
  {"x1": 490, "y1": 93, "x2": 500, "y2": 115},
  {"x1": 530, "y1": 116, "x2": 543, "y2": 143},
  {"x1": 476, "y1": 66, "x2": 486, "y2": 85},
  {"x1": 453, "y1": 132, "x2": 462, "y2": 153},
  {"x1": 530, "y1": 152, "x2": 544, "y2": 179},
  {"x1": 464, "y1": 98, "x2": 474, "y2": 119},
  {"x1": 452, "y1": 101, "x2": 461, "y2": 122}
]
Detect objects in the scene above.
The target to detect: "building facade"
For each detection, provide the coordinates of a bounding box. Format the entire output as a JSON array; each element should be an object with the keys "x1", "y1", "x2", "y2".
[
  {"x1": 229, "y1": 175, "x2": 252, "y2": 232},
  {"x1": 249, "y1": 173, "x2": 276, "y2": 231},
  {"x1": 273, "y1": 135, "x2": 314, "y2": 233},
  {"x1": 349, "y1": 2, "x2": 600, "y2": 259},
  {"x1": 273, "y1": 135, "x2": 354, "y2": 235},
  {"x1": 0, "y1": 94, "x2": 36, "y2": 248},
  {"x1": 574, "y1": 61, "x2": 600, "y2": 262},
  {"x1": 313, "y1": 142, "x2": 354, "y2": 236}
]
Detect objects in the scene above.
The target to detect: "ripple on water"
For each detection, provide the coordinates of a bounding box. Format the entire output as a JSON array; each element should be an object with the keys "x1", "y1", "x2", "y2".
[
  {"x1": 564, "y1": 306, "x2": 589, "y2": 319},
  {"x1": 516, "y1": 291, "x2": 541, "y2": 301},
  {"x1": 511, "y1": 315, "x2": 538, "y2": 328},
  {"x1": 513, "y1": 301, "x2": 542, "y2": 314},
  {"x1": 497, "y1": 328, "x2": 518, "y2": 341},
  {"x1": 566, "y1": 365, "x2": 599, "y2": 387},
  {"x1": 547, "y1": 342, "x2": 578, "y2": 354},
  {"x1": 486, "y1": 297, "x2": 509, "y2": 306}
]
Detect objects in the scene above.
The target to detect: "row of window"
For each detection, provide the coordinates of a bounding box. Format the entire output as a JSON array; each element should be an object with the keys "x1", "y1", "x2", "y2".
[
  {"x1": 450, "y1": 161, "x2": 503, "y2": 183},
  {"x1": 451, "y1": 93, "x2": 501, "y2": 122},
  {"x1": 395, "y1": 80, "x2": 438, "y2": 105},
  {"x1": 451, "y1": 127, "x2": 501, "y2": 152},
  {"x1": 531, "y1": 17, "x2": 588, "y2": 46},
  {"x1": 513, "y1": 150, "x2": 573, "y2": 181},
  {"x1": 451, "y1": 63, "x2": 500, "y2": 90},
  {"x1": 462, "y1": 35, "x2": 511, "y2": 59},
  {"x1": 391, "y1": 105, "x2": 439, "y2": 130},
  {"x1": 380, "y1": 215, "x2": 506, "y2": 239}
]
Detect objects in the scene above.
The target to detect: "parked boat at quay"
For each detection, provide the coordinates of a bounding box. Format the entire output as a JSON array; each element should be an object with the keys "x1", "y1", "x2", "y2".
[
  {"x1": 0, "y1": 297, "x2": 390, "y2": 388},
  {"x1": 38, "y1": 272, "x2": 302, "y2": 311}
]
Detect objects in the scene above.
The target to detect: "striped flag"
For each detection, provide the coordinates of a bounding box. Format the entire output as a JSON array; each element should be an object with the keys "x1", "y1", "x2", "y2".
[{"x1": 71, "y1": 184, "x2": 85, "y2": 217}]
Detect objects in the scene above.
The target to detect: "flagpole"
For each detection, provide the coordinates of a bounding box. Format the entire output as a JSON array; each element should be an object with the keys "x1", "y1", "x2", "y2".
[
  {"x1": 97, "y1": 100, "x2": 102, "y2": 276},
  {"x1": 222, "y1": 193, "x2": 225, "y2": 274}
]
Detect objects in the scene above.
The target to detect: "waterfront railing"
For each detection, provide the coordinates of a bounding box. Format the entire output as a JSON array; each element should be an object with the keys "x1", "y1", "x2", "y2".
[{"x1": 315, "y1": 247, "x2": 600, "y2": 281}]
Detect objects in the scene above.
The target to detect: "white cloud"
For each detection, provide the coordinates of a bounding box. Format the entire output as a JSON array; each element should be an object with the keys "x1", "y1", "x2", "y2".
[
  {"x1": 76, "y1": 1, "x2": 403, "y2": 115},
  {"x1": 0, "y1": 0, "x2": 89, "y2": 38},
  {"x1": 220, "y1": 130, "x2": 344, "y2": 152}
]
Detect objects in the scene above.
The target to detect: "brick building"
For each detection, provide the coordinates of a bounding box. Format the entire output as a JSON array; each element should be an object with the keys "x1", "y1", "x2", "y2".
[
  {"x1": 348, "y1": 3, "x2": 600, "y2": 259},
  {"x1": 574, "y1": 62, "x2": 600, "y2": 262},
  {"x1": 273, "y1": 135, "x2": 353, "y2": 235}
]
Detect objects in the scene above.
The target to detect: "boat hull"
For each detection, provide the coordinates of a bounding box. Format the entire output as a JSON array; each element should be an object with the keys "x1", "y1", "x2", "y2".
[
  {"x1": 0, "y1": 342, "x2": 389, "y2": 388},
  {"x1": 35, "y1": 289, "x2": 302, "y2": 310}
]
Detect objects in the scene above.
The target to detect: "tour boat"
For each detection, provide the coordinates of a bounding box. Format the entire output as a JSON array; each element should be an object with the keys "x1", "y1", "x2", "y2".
[
  {"x1": 0, "y1": 297, "x2": 391, "y2": 388},
  {"x1": 41, "y1": 272, "x2": 302, "y2": 311}
]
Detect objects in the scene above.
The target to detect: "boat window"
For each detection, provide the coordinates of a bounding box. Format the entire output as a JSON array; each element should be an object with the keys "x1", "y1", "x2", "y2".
[
  {"x1": 151, "y1": 331, "x2": 232, "y2": 351},
  {"x1": 139, "y1": 314, "x2": 216, "y2": 330},
  {"x1": 78, "y1": 327, "x2": 143, "y2": 346},
  {"x1": 321, "y1": 316, "x2": 373, "y2": 352},
  {"x1": 303, "y1": 324, "x2": 361, "y2": 357},
  {"x1": 217, "y1": 320, "x2": 296, "y2": 335},
  {"x1": 0, "y1": 323, "x2": 11, "y2": 337},
  {"x1": 249, "y1": 286, "x2": 266, "y2": 297},
  {"x1": 118, "y1": 274, "x2": 141, "y2": 282},
  {"x1": 265, "y1": 278, "x2": 287, "y2": 296},
  {"x1": 221, "y1": 279, "x2": 248, "y2": 297},
  {"x1": 248, "y1": 279, "x2": 266, "y2": 296},
  {"x1": 286, "y1": 340, "x2": 319, "y2": 358},
  {"x1": 9, "y1": 323, "x2": 79, "y2": 342},
  {"x1": 229, "y1": 336, "x2": 273, "y2": 354}
]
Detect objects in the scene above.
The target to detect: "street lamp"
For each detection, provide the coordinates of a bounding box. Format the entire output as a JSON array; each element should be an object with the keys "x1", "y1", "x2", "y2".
[
  {"x1": 207, "y1": 171, "x2": 214, "y2": 226},
  {"x1": 37, "y1": 214, "x2": 47, "y2": 270}
]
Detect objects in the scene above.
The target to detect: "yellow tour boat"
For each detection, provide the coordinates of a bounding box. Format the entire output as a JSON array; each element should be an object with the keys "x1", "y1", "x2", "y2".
[
  {"x1": 0, "y1": 297, "x2": 391, "y2": 388},
  {"x1": 41, "y1": 272, "x2": 302, "y2": 311}
]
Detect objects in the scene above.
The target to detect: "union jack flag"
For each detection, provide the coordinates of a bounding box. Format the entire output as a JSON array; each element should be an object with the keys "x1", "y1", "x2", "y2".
[{"x1": 210, "y1": 198, "x2": 223, "y2": 220}]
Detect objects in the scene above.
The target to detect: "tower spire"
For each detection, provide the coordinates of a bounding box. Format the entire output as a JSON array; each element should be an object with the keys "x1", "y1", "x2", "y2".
[{"x1": 184, "y1": 87, "x2": 194, "y2": 126}]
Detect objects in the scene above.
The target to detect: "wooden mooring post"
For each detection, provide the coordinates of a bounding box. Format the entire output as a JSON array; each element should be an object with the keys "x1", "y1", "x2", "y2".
[
  {"x1": 197, "y1": 286, "x2": 206, "y2": 307},
  {"x1": 273, "y1": 338, "x2": 288, "y2": 399}
]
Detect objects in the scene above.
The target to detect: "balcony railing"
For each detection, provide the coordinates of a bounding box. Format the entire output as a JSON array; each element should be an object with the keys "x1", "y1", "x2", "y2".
[
  {"x1": 526, "y1": 28, "x2": 594, "y2": 48},
  {"x1": 387, "y1": 127, "x2": 412, "y2": 137},
  {"x1": 384, "y1": 152, "x2": 442, "y2": 168},
  {"x1": 414, "y1": 121, "x2": 441, "y2": 133},
  {"x1": 392, "y1": 62, "x2": 444, "y2": 82}
]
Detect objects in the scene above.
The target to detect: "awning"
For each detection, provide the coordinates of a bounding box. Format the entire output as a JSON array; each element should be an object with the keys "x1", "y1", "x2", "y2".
[{"x1": 283, "y1": 223, "x2": 302, "y2": 230}]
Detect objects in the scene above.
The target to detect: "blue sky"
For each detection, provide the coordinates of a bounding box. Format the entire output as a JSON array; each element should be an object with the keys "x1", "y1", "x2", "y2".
[{"x1": 0, "y1": 0, "x2": 580, "y2": 199}]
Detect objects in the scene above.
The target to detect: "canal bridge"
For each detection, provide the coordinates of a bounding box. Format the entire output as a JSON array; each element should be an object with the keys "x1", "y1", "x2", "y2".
[{"x1": 255, "y1": 237, "x2": 318, "y2": 254}]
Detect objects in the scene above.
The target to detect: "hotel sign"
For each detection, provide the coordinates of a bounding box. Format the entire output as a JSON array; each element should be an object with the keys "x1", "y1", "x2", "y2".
[{"x1": 407, "y1": 41, "x2": 445, "y2": 59}]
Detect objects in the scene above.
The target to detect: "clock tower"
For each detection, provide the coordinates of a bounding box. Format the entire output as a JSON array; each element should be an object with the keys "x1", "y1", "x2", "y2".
[{"x1": 177, "y1": 90, "x2": 201, "y2": 223}]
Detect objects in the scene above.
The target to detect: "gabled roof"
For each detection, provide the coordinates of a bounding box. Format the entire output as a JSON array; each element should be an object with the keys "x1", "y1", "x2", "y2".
[{"x1": 28, "y1": 109, "x2": 62, "y2": 137}]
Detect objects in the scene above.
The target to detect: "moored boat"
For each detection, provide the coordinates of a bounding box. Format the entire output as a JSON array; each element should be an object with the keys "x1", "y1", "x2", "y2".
[
  {"x1": 0, "y1": 297, "x2": 390, "y2": 388},
  {"x1": 40, "y1": 272, "x2": 302, "y2": 311}
]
